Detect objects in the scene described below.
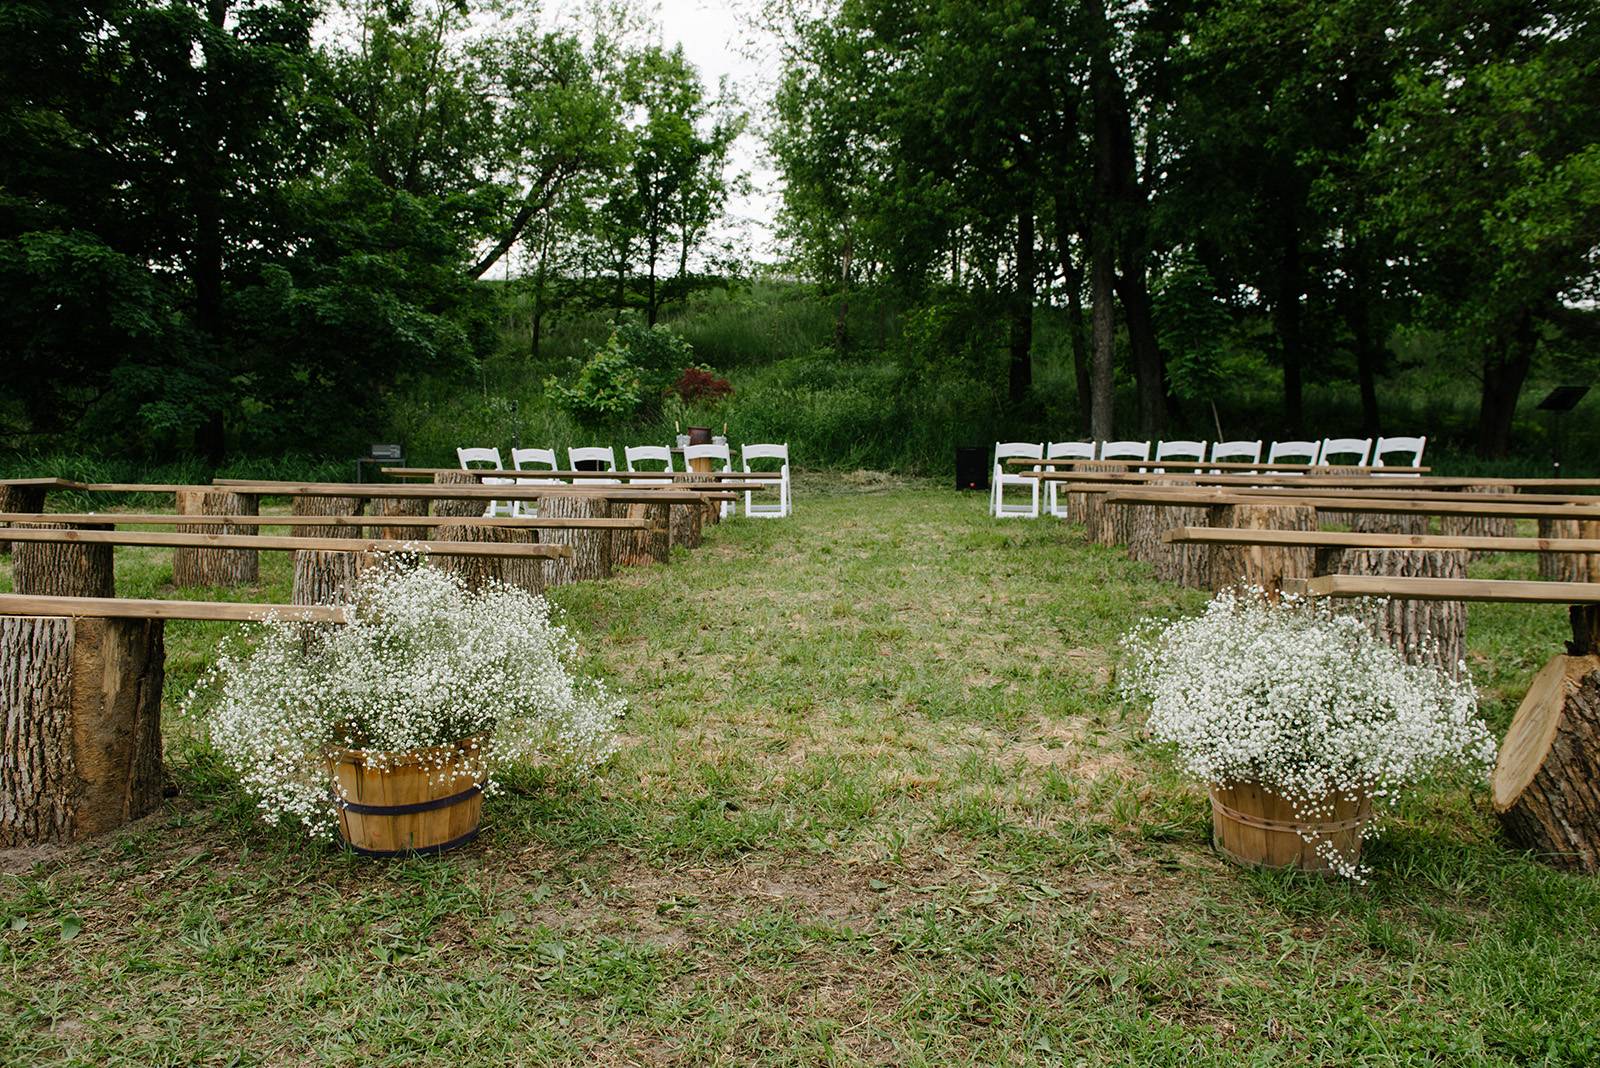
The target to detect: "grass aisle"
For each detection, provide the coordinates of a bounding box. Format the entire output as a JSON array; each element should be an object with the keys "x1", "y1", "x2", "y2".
[{"x1": 2, "y1": 481, "x2": 1598, "y2": 1066}]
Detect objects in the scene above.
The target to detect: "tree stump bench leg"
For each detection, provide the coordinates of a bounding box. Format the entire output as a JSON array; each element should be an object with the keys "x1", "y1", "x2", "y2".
[
  {"x1": 291, "y1": 496, "x2": 366, "y2": 606},
  {"x1": 539, "y1": 495, "x2": 612, "y2": 587},
  {"x1": 1314, "y1": 547, "x2": 1469, "y2": 676},
  {"x1": 1442, "y1": 486, "x2": 1517, "y2": 559},
  {"x1": 432, "y1": 524, "x2": 544, "y2": 595},
  {"x1": 432, "y1": 471, "x2": 489, "y2": 519},
  {"x1": 1346, "y1": 511, "x2": 1430, "y2": 536},
  {"x1": 616, "y1": 502, "x2": 670, "y2": 567},
  {"x1": 12, "y1": 523, "x2": 115, "y2": 598},
  {"x1": 1207, "y1": 503, "x2": 1316, "y2": 596},
  {"x1": 0, "y1": 484, "x2": 47, "y2": 555},
  {"x1": 373, "y1": 496, "x2": 432, "y2": 542},
  {"x1": 1539, "y1": 519, "x2": 1600, "y2": 582},
  {"x1": 669, "y1": 498, "x2": 703, "y2": 552},
  {"x1": 173, "y1": 490, "x2": 259, "y2": 588},
  {"x1": 1, "y1": 615, "x2": 165, "y2": 845}
]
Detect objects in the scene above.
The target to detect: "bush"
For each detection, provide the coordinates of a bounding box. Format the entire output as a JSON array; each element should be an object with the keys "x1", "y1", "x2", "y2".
[
  {"x1": 545, "y1": 339, "x2": 646, "y2": 422},
  {"x1": 673, "y1": 365, "x2": 733, "y2": 403}
]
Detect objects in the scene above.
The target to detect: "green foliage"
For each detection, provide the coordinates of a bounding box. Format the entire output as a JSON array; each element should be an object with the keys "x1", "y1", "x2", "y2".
[{"x1": 545, "y1": 338, "x2": 647, "y2": 424}]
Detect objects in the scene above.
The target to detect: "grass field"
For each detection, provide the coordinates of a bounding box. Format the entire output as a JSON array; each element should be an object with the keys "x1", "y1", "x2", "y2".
[{"x1": 2, "y1": 479, "x2": 1598, "y2": 1066}]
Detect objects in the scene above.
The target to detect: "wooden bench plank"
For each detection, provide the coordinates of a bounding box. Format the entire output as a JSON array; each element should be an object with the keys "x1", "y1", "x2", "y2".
[
  {"x1": 1105, "y1": 489, "x2": 1600, "y2": 520},
  {"x1": 1288, "y1": 575, "x2": 1600, "y2": 604},
  {"x1": 0, "y1": 594, "x2": 347, "y2": 622},
  {"x1": 1009, "y1": 459, "x2": 1428, "y2": 473},
  {"x1": 0, "y1": 512, "x2": 646, "y2": 530},
  {"x1": 205, "y1": 480, "x2": 728, "y2": 503},
  {"x1": 1163, "y1": 527, "x2": 1600, "y2": 554},
  {"x1": 0, "y1": 528, "x2": 573, "y2": 559},
  {"x1": 381, "y1": 467, "x2": 783, "y2": 482}
]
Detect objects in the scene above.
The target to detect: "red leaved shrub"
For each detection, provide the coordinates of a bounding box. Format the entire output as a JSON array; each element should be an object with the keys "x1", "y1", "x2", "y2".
[{"x1": 673, "y1": 365, "x2": 733, "y2": 403}]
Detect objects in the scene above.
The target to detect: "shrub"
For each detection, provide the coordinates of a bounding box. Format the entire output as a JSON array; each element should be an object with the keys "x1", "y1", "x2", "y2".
[
  {"x1": 545, "y1": 339, "x2": 646, "y2": 422},
  {"x1": 673, "y1": 364, "x2": 733, "y2": 403}
]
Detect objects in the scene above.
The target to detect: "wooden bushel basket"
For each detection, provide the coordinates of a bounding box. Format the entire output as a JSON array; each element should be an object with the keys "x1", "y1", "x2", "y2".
[
  {"x1": 1211, "y1": 781, "x2": 1372, "y2": 873},
  {"x1": 329, "y1": 737, "x2": 486, "y2": 856}
]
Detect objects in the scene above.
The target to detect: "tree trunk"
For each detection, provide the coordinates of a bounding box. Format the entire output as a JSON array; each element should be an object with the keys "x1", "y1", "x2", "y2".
[
  {"x1": 0, "y1": 615, "x2": 165, "y2": 845},
  {"x1": 1271, "y1": 206, "x2": 1306, "y2": 437},
  {"x1": 1492, "y1": 652, "x2": 1600, "y2": 873},
  {"x1": 1008, "y1": 207, "x2": 1035, "y2": 404},
  {"x1": 291, "y1": 496, "x2": 367, "y2": 605},
  {"x1": 1057, "y1": 212, "x2": 1091, "y2": 432},
  {"x1": 172, "y1": 489, "x2": 259, "y2": 587},
  {"x1": 432, "y1": 470, "x2": 489, "y2": 519},
  {"x1": 1116, "y1": 257, "x2": 1164, "y2": 438},
  {"x1": 432, "y1": 524, "x2": 543, "y2": 595},
  {"x1": 1537, "y1": 519, "x2": 1600, "y2": 582},
  {"x1": 1207, "y1": 503, "x2": 1316, "y2": 595},
  {"x1": 1347, "y1": 510, "x2": 1430, "y2": 537},
  {"x1": 1314, "y1": 548, "x2": 1469, "y2": 677},
  {"x1": 1442, "y1": 486, "x2": 1518, "y2": 556},
  {"x1": 372, "y1": 496, "x2": 432, "y2": 542},
  {"x1": 1477, "y1": 312, "x2": 1536, "y2": 459},
  {"x1": 669, "y1": 490, "x2": 704, "y2": 551},
  {"x1": 1124, "y1": 484, "x2": 1210, "y2": 588},
  {"x1": 13, "y1": 523, "x2": 114, "y2": 597},
  {"x1": 1088, "y1": 26, "x2": 1120, "y2": 443},
  {"x1": 1089, "y1": 230, "x2": 1116, "y2": 440},
  {"x1": 0, "y1": 483, "x2": 47, "y2": 554},
  {"x1": 538, "y1": 495, "x2": 612, "y2": 587},
  {"x1": 615, "y1": 502, "x2": 670, "y2": 567}
]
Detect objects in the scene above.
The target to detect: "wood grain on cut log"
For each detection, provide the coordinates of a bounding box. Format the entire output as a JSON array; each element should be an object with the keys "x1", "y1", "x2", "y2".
[
  {"x1": 0, "y1": 615, "x2": 165, "y2": 846},
  {"x1": 12, "y1": 523, "x2": 114, "y2": 598},
  {"x1": 1207, "y1": 503, "x2": 1315, "y2": 595},
  {"x1": 615, "y1": 502, "x2": 670, "y2": 567},
  {"x1": 0, "y1": 483, "x2": 46, "y2": 554},
  {"x1": 372, "y1": 496, "x2": 431, "y2": 542},
  {"x1": 1492, "y1": 654, "x2": 1600, "y2": 873},
  {"x1": 1313, "y1": 547, "x2": 1468, "y2": 676},
  {"x1": 668, "y1": 488, "x2": 704, "y2": 551},
  {"x1": 291, "y1": 495, "x2": 366, "y2": 605},
  {"x1": 1537, "y1": 519, "x2": 1600, "y2": 582},
  {"x1": 433, "y1": 470, "x2": 492, "y2": 519},
  {"x1": 1441, "y1": 485, "x2": 1518, "y2": 557},
  {"x1": 172, "y1": 489, "x2": 259, "y2": 587},
  {"x1": 1124, "y1": 480, "x2": 1210, "y2": 587},
  {"x1": 431, "y1": 523, "x2": 543, "y2": 595},
  {"x1": 538, "y1": 494, "x2": 612, "y2": 587}
]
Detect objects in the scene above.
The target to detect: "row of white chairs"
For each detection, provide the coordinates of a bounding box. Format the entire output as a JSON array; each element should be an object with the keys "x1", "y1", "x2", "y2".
[
  {"x1": 992, "y1": 435, "x2": 1426, "y2": 518},
  {"x1": 456, "y1": 443, "x2": 792, "y2": 519}
]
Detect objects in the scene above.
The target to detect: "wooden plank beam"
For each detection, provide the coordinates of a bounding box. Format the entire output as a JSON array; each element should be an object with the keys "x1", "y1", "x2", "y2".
[
  {"x1": 0, "y1": 528, "x2": 573, "y2": 559},
  {"x1": 1035, "y1": 477, "x2": 1598, "y2": 504},
  {"x1": 380, "y1": 467, "x2": 783, "y2": 482},
  {"x1": 0, "y1": 512, "x2": 647, "y2": 530},
  {"x1": 203, "y1": 480, "x2": 721, "y2": 503},
  {"x1": 1104, "y1": 489, "x2": 1600, "y2": 520},
  {"x1": 1163, "y1": 527, "x2": 1600, "y2": 554},
  {"x1": 1009, "y1": 458, "x2": 1428, "y2": 474},
  {"x1": 0, "y1": 594, "x2": 347, "y2": 622},
  {"x1": 1290, "y1": 575, "x2": 1600, "y2": 604}
]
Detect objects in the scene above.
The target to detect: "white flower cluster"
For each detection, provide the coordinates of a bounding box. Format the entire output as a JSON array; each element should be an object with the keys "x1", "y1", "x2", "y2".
[
  {"x1": 183, "y1": 553, "x2": 624, "y2": 839},
  {"x1": 1119, "y1": 587, "x2": 1497, "y2": 878}
]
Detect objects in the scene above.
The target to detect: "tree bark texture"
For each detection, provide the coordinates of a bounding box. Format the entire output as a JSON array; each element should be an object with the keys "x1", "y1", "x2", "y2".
[
  {"x1": 291, "y1": 496, "x2": 367, "y2": 606},
  {"x1": 1008, "y1": 207, "x2": 1035, "y2": 404},
  {"x1": 1314, "y1": 547, "x2": 1468, "y2": 677},
  {"x1": 538, "y1": 495, "x2": 612, "y2": 587},
  {"x1": 172, "y1": 489, "x2": 259, "y2": 587},
  {"x1": 372, "y1": 496, "x2": 432, "y2": 542},
  {"x1": 1441, "y1": 486, "x2": 1517, "y2": 556},
  {"x1": 669, "y1": 491, "x2": 704, "y2": 551},
  {"x1": 1537, "y1": 519, "x2": 1600, "y2": 582},
  {"x1": 1345, "y1": 510, "x2": 1431, "y2": 537},
  {"x1": 1, "y1": 615, "x2": 165, "y2": 846},
  {"x1": 0, "y1": 484, "x2": 47, "y2": 554},
  {"x1": 1207, "y1": 503, "x2": 1315, "y2": 595},
  {"x1": 13, "y1": 523, "x2": 114, "y2": 598},
  {"x1": 432, "y1": 470, "x2": 489, "y2": 519},
  {"x1": 1492, "y1": 654, "x2": 1600, "y2": 872},
  {"x1": 615, "y1": 502, "x2": 671, "y2": 568},
  {"x1": 1124, "y1": 484, "x2": 1211, "y2": 588},
  {"x1": 431, "y1": 524, "x2": 543, "y2": 595}
]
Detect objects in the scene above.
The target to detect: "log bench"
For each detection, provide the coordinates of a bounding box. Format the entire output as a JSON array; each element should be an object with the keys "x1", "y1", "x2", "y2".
[
  {"x1": 1286, "y1": 575, "x2": 1600, "y2": 873},
  {"x1": 0, "y1": 594, "x2": 343, "y2": 848}
]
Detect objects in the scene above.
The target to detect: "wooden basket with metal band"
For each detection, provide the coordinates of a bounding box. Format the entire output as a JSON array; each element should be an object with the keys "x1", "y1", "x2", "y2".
[
  {"x1": 1210, "y1": 781, "x2": 1373, "y2": 872},
  {"x1": 328, "y1": 737, "x2": 486, "y2": 856}
]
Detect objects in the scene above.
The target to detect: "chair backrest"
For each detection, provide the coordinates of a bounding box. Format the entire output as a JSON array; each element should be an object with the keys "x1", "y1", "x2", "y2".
[
  {"x1": 510, "y1": 446, "x2": 558, "y2": 472},
  {"x1": 1210, "y1": 439, "x2": 1263, "y2": 464},
  {"x1": 625, "y1": 445, "x2": 674, "y2": 472},
  {"x1": 1267, "y1": 440, "x2": 1320, "y2": 464},
  {"x1": 1318, "y1": 437, "x2": 1373, "y2": 466},
  {"x1": 1046, "y1": 441, "x2": 1096, "y2": 460},
  {"x1": 1374, "y1": 435, "x2": 1426, "y2": 467},
  {"x1": 994, "y1": 441, "x2": 1044, "y2": 463},
  {"x1": 1155, "y1": 440, "x2": 1207, "y2": 462},
  {"x1": 683, "y1": 442, "x2": 732, "y2": 469},
  {"x1": 743, "y1": 443, "x2": 789, "y2": 465},
  {"x1": 568, "y1": 446, "x2": 617, "y2": 470},
  {"x1": 1099, "y1": 440, "x2": 1151, "y2": 461},
  {"x1": 457, "y1": 446, "x2": 504, "y2": 470}
]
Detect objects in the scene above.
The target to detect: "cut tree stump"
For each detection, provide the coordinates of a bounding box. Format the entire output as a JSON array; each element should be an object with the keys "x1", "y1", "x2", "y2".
[
  {"x1": 433, "y1": 470, "x2": 490, "y2": 519},
  {"x1": 12, "y1": 523, "x2": 114, "y2": 598},
  {"x1": 172, "y1": 489, "x2": 259, "y2": 587},
  {"x1": 1207, "y1": 503, "x2": 1316, "y2": 595},
  {"x1": 291, "y1": 496, "x2": 366, "y2": 605},
  {"x1": 432, "y1": 523, "x2": 543, "y2": 595},
  {"x1": 0, "y1": 615, "x2": 165, "y2": 846},
  {"x1": 1492, "y1": 644, "x2": 1600, "y2": 873},
  {"x1": 538, "y1": 494, "x2": 612, "y2": 587},
  {"x1": 1314, "y1": 547, "x2": 1468, "y2": 676},
  {"x1": 668, "y1": 491, "x2": 704, "y2": 551},
  {"x1": 0, "y1": 484, "x2": 47, "y2": 555},
  {"x1": 615, "y1": 502, "x2": 670, "y2": 567},
  {"x1": 1441, "y1": 486, "x2": 1517, "y2": 557},
  {"x1": 1347, "y1": 510, "x2": 1430, "y2": 536},
  {"x1": 1125, "y1": 480, "x2": 1209, "y2": 587},
  {"x1": 1537, "y1": 519, "x2": 1600, "y2": 582},
  {"x1": 372, "y1": 496, "x2": 431, "y2": 542}
]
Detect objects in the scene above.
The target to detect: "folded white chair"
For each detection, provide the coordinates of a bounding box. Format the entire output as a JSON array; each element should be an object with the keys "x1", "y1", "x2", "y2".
[
  {"x1": 683, "y1": 442, "x2": 735, "y2": 518},
  {"x1": 741, "y1": 443, "x2": 791, "y2": 518},
  {"x1": 625, "y1": 444, "x2": 675, "y2": 486},
  {"x1": 1045, "y1": 441, "x2": 1095, "y2": 518},
  {"x1": 1373, "y1": 435, "x2": 1426, "y2": 476},
  {"x1": 1209, "y1": 439, "x2": 1263, "y2": 473},
  {"x1": 1266, "y1": 440, "x2": 1320, "y2": 474},
  {"x1": 992, "y1": 442, "x2": 1044, "y2": 518},
  {"x1": 1153, "y1": 439, "x2": 1207, "y2": 473},
  {"x1": 456, "y1": 446, "x2": 515, "y2": 518},
  {"x1": 1317, "y1": 437, "x2": 1374, "y2": 467},
  {"x1": 510, "y1": 446, "x2": 563, "y2": 516},
  {"x1": 568, "y1": 446, "x2": 621, "y2": 484}
]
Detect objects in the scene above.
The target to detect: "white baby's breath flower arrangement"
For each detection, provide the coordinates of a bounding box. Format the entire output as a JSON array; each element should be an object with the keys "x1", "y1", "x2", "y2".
[
  {"x1": 1119, "y1": 586, "x2": 1497, "y2": 879},
  {"x1": 183, "y1": 554, "x2": 624, "y2": 840}
]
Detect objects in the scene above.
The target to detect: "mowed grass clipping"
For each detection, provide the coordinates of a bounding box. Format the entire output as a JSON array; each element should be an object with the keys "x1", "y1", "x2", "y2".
[{"x1": 1, "y1": 480, "x2": 1597, "y2": 1066}]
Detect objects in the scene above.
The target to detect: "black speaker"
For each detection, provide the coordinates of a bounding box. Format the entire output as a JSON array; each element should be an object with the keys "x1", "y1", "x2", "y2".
[{"x1": 955, "y1": 446, "x2": 988, "y2": 491}]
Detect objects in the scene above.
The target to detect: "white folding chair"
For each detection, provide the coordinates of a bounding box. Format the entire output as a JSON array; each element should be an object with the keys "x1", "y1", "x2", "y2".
[
  {"x1": 1209, "y1": 439, "x2": 1263, "y2": 473},
  {"x1": 568, "y1": 446, "x2": 620, "y2": 484},
  {"x1": 684, "y1": 442, "x2": 735, "y2": 518},
  {"x1": 1267, "y1": 440, "x2": 1320, "y2": 474},
  {"x1": 992, "y1": 442, "x2": 1043, "y2": 518},
  {"x1": 1317, "y1": 437, "x2": 1374, "y2": 467},
  {"x1": 624, "y1": 444, "x2": 675, "y2": 486},
  {"x1": 456, "y1": 446, "x2": 514, "y2": 518},
  {"x1": 1373, "y1": 435, "x2": 1426, "y2": 477},
  {"x1": 741, "y1": 443, "x2": 791, "y2": 518},
  {"x1": 510, "y1": 446, "x2": 563, "y2": 516},
  {"x1": 1044, "y1": 441, "x2": 1095, "y2": 518},
  {"x1": 1099, "y1": 440, "x2": 1152, "y2": 473},
  {"x1": 1153, "y1": 439, "x2": 1207, "y2": 473}
]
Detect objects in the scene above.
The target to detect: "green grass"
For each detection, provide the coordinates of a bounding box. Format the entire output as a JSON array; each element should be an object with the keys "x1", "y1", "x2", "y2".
[{"x1": 2, "y1": 482, "x2": 1598, "y2": 1065}]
